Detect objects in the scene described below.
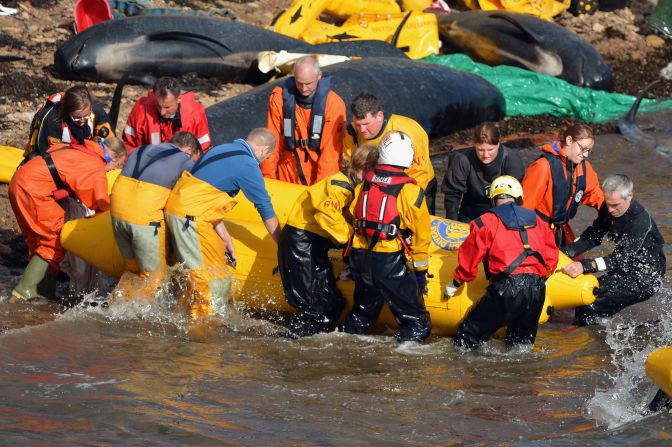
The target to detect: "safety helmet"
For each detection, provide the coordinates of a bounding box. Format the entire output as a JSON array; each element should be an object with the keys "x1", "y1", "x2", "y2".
[
  {"x1": 488, "y1": 175, "x2": 523, "y2": 201},
  {"x1": 378, "y1": 131, "x2": 415, "y2": 168}
]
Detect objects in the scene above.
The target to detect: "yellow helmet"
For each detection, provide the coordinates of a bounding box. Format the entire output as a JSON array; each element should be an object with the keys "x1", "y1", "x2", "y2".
[{"x1": 488, "y1": 175, "x2": 523, "y2": 200}]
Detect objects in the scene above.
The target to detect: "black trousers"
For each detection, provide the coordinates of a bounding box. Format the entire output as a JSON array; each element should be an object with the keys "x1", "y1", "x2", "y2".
[
  {"x1": 454, "y1": 274, "x2": 546, "y2": 349},
  {"x1": 278, "y1": 225, "x2": 345, "y2": 337},
  {"x1": 345, "y1": 249, "x2": 431, "y2": 342},
  {"x1": 573, "y1": 271, "x2": 661, "y2": 326}
]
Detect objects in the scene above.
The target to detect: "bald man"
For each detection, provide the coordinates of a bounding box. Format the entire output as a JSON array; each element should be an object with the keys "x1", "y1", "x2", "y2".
[{"x1": 261, "y1": 56, "x2": 346, "y2": 186}]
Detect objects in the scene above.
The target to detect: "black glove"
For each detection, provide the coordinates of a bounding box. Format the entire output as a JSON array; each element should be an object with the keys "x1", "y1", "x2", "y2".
[{"x1": 415, "y1": 271, "x2": 428, "y2": 293}]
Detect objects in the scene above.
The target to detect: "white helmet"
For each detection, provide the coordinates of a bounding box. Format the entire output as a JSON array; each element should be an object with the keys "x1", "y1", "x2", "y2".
[{"x1": 378, "y1": 131, "x2": 414, "y2": 168}]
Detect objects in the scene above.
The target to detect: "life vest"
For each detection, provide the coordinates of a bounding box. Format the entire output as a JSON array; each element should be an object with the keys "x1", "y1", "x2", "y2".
[
  {"x1": 353, "y1": 167, "x2": 416, "y2": 251},
  {"x1": 477, "y1": 203, "x2": 547, "y2": 281},
  {"x1": 25, "y1": 93, "x2": 97, "y2": 158},
  {"x1": 282, "y1": 75, "x2": 331, "y2": 155},
  {"x1": 538, "y1": 144, "x2": 586, "y2": 225}
]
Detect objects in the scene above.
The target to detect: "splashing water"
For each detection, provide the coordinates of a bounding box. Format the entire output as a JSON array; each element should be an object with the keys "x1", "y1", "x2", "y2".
[{"x1": 587, "y1": 285, "x2": 672, "y2": 427}]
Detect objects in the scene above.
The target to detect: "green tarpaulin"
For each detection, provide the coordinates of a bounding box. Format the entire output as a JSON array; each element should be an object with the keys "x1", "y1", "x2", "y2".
[{"x1": 424, "y1": 54, "x2": 672, "y2": 123}]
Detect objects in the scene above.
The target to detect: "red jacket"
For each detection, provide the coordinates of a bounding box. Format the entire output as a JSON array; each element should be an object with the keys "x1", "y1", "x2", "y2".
[
  {"x1": 454, "y1": 205, "x2": 559, "y2": 283},
  {"x1": 123, "y1": 90, "x2": 211, "y2": 153}
]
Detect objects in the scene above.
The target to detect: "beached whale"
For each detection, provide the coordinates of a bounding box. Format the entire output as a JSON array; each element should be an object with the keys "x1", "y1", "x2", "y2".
[
  {"x1": 205, "y1": 57, "x2": 506, "y2": 144},
  {"x1": 437, "y1": 11, "x2": 613, "y2": 91},
  {"x1": 618, "y1": 80, "x2": 672, "y2": 158},
  {"x1": 53, "y1": 15, "x2": 407, "y2": 85}
]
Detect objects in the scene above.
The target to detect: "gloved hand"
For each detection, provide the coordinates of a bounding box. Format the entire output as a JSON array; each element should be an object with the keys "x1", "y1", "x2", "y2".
[
  {"x1": 444, "y1": 279, "x2": 462, "y2": 298},
  {"x1": 415, "y1": 271, "x2": 428, "y2": 293}
]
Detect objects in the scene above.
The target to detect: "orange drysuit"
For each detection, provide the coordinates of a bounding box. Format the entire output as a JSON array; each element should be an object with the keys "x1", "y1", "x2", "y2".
[
  {"x1": 262, "y1": 79, "x2": 346, "y2": 186},
  {"x1": 123, "y1": 90, "x2": 211, "y2": 153},
  {"x1": 522, "y1": 142, "x2": 603, "y2": 244},
  {"x1": 9, "y1": 141, "x2": 111, "y2": 271}
]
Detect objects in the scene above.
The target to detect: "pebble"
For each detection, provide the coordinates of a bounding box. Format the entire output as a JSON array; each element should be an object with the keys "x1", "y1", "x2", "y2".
[{"x1": 646, "y1": 35, "x2": 666, "y2": 48}]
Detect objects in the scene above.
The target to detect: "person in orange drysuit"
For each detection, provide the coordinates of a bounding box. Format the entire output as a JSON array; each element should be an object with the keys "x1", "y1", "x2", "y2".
[
  {"x1": 9, "y1": 139, "x2": 113, "y2": 302},
  {"x1": 261, "y1": 56, "x2": 346, "y2": 186},
  {"x1": 123, "y1": 76, "x2": 212, "y2": 153},
  {"x1": 521, "y1": 123, "x2": 604, "y2": 247}
]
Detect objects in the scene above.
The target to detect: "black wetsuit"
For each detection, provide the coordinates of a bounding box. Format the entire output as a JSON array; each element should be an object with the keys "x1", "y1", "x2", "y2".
[
  {"x1": 563, "y1": 200, "x2": 666, "y2": 325},
  {"x1": 442, "y1": 145, "x2": 525, "y2": 222}
]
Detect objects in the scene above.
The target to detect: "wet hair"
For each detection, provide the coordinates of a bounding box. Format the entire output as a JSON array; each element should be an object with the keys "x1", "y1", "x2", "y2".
[
  {"x1": 153, "y1": 77, "x2": 181, "y2": 99},
  {"x1": 350, "y1": 92, "x2": 383, "y2": 119},
  {"x1": 247, "y1": 127, "x2": 276, "y2": 156},
  {"x1": 294, "y1": 56, "x2": 321, "y2": 76},
  {"x1": 602, "y1": 173, "x2": 633, "y2": 199},
  {"x1": 341, "y1": 144, "x2": 379, "y2": 175},
  {"x1": 559, "y1": 123, "x2": 594, "y2": 145},
  {"x1": 472, "y1": 122, "x2": 500, "y2": 145},
  {"x1": 59, "y1": 85, "x2": 92, "y2": 119},
  {"x1": 171, "y1": 131, "x2": 202, "y2": 157}
]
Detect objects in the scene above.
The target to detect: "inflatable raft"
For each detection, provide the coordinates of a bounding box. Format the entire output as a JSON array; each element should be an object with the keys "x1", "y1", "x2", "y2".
[
  {"x1": 646, "y1": 346, "x2": 672, "y2": 401},
  {"x1": 61, "y1": 176, "x2": 597, "y2": 335},
  {"x1": 0, "y1": 146, "x2": 23, "y2": 184}
]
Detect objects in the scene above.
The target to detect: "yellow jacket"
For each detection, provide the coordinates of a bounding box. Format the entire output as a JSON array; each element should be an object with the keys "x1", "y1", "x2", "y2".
[
  {"x1": 286, "y1": 171, "x2": 356, "y2": 245},
  {"x1": 343, "y1": 114, "x2": 434, "y2": 190},
  {"x1": 349, "y1": 176, "x2": 430, "y2": 271}
]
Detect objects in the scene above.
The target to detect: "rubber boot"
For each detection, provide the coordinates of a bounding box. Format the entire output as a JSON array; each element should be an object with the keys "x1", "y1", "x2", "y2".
[
  {"x1": 12, "y1": 255, "x2": 50, "y2": 301},
  {"x1": 37, "y1": 273, "x2": 58, "y2": 301}
]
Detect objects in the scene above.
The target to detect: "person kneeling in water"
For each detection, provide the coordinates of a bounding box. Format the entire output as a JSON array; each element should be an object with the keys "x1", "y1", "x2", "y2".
[
  {"x1": 278, "y1": 144, "x2": 379, "y2": 338},
  {"x1": 561, "y1": 174, "x2": 666, "y2": 326},
  {"x1": 446, "y1": 176, "x2": 558, "y2": 350}
]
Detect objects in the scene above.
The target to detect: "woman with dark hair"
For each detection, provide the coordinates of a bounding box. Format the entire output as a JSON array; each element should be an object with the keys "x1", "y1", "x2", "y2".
[
  {"x1": 442, "y1": 122, "x2": 524, "y2": 223},
  {"x1": 522, "y1": 123, "x2": 604, "y2": 247}
]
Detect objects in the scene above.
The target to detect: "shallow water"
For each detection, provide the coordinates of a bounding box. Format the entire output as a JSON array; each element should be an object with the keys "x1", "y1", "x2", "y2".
[{"x1": 1, "y1": 114, "x2": 671, "y2": 445}]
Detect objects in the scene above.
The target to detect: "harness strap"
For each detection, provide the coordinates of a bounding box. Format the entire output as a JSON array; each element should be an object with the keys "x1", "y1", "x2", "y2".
[
  {"x1": 492, "y1": 227, "x2": 546, "y2": 281},
  {"x1": 132, "y1": 146, "x2": 182, "y2": 179},
  {"x1": 183, "y1": 215, "x2": 195, "y2": 230}
]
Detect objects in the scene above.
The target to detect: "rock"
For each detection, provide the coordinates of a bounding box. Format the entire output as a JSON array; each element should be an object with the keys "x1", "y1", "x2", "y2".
[{"x1": 646, "y1": 35, "x2": 666, "y2": 48}]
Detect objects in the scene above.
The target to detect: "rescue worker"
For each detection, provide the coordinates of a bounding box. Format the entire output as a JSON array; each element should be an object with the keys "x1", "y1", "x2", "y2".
[
  {"x1": 279, "y1": 144, "x2": 379, "y2": 338},
  {"x1": 110, "y1": 132, "x2": 203, "y2": 298},
  {"x1": 343, "y1": 91, "x2": 437, "y2": 214},
  {"x1": 60, "y1": 137, "x2": 128, "y2": 298},
  {"x1": 165, "y1": 128, "x2": 280, "y2": 319},
  {"x1": 123, "y1": 77, "x2": 211, "y2": 153},
  {"x1": 262, "y1": 56, "x2": 346, "y2": 186},
  {"x1": 345, "y1": 131, "x2": 432, "y2": 342},
  {"x1": 25, "y1": 85, "x2": 115, "y2": 158},
  {"x1": 447, "y1": 176, "x2": 559, "y2": 349},
  {"x1": 442, "y1": 122, "x2": 525, "y2": 222},
  {"x1": 522, "y1": 123, "x2": 604, "y2": 247},
  {"x1": 561, "y1": 174, "x2": 666, "y2": 326},
  {"x1": 9, "y1": 139, "x2": 116, "y2": 301}
]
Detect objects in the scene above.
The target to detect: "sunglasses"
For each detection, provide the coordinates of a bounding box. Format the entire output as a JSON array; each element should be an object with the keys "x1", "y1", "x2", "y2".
[{"x1": 69, "y1": 113, "x2": 90, "y2": 123}]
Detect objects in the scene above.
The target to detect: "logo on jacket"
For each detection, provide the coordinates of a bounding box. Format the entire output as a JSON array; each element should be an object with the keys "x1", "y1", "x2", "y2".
[
  {"x1": 371, "y1": 175, "x2": 392, "y2": 184},
  {"x1": 574, "y1": 190, "x2": 584, "y2": 203}
]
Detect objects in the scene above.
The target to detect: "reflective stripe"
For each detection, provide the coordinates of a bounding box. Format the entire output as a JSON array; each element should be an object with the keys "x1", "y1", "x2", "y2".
[
  {"x1": 413, "y1": 259, "x2": 429, "y2": 269},
  {"x1": 595, "y1": 257, "x2": 607, "y2": 271},
  {"x1": 61, "y1": 127, "x2": 72, "y2": 143},
  {"x1": 198, "y1": 133, "x2": 210, "y2": 145},
  {"x1": 283, "y1": 118, "x2": 293, "y2": 138},
  {"x1": 311, "y1": 115, "x2": 323, "y2": 134},
  {"x1": 150, "y1": 132, "x2": 160, "y2": 145},
  {"x1": 378, "y1": 195, "x2": 388, "y2": 221},
  {"x1": 124, "y1": 125, "x2": 136, "y2": 137}
]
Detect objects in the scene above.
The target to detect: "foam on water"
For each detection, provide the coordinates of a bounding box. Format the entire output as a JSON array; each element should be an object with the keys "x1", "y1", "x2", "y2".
[{"x1": 587, "y1": 285, "x2": 672, "y2": 428}]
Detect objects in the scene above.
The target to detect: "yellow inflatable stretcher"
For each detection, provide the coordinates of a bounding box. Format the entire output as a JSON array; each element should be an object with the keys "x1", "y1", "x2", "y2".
[
  {"x1": 61, "y1": 177, "x2": 597, "y2": 336},
  {"x1": 0, "y1": 145, "x2": 23, "y2": 184},
  {"x1": 646, "y1": 346, "x2": 672, "y2": 400},
  {"x1": 0, "y1": 146, "x2": 121, "y2": 192}
]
